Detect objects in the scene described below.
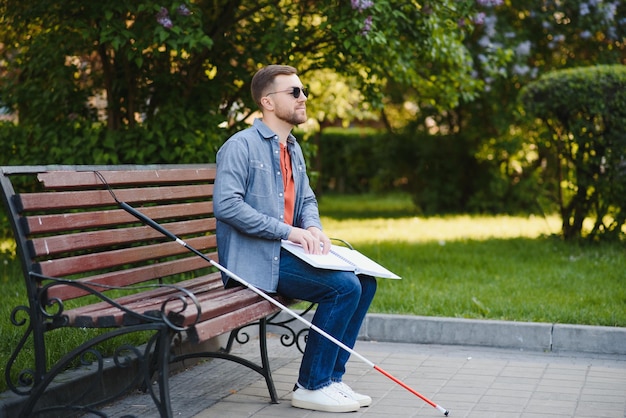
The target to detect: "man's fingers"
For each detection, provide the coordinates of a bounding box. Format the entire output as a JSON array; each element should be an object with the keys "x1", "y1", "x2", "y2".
[
  {"x1": 288, "y1": 228, "x2": 324, "y2": 254},
  {"x1": 304, "y1": 235, "x2": 322, "y2": 254}
]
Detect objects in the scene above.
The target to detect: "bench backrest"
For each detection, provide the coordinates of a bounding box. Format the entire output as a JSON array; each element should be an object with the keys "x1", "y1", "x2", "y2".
[{"x1": 1, "y1": 165, "x2": 218, "y2": 308}]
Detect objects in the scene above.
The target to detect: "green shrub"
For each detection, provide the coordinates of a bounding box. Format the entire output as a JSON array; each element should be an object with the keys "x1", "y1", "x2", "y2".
[
  {"x1": 314, "y1": 126, "x2": 547, "y2": 216},
  {"x1": 315, "y1": 127, "x2": 392, "y2": 194},
  {"x1": 519, "y1": 65, "x2": 626, "y2": 241}
]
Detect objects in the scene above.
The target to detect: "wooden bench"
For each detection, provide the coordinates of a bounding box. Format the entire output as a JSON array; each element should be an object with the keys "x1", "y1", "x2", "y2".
[{"x1": 1, "y1": 164, "x2": 304, "y2": 417}]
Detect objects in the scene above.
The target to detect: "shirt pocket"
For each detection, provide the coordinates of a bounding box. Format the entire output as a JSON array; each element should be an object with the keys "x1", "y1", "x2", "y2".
[
  {"x1": 294, "y1": 162, "x2": 307, "y2": 179},
  {"x1": 248, "y1": 159, "x2": 274, "y2": 197}
]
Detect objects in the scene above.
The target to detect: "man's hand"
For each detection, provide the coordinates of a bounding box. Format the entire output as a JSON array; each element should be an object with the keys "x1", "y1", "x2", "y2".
[{"x1": 287, "y1": 226, "x2": 331, "y2": 254}]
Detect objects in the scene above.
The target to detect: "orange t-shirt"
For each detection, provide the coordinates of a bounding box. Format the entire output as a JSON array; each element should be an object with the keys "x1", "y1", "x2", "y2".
[{"x1": 280, "y1": 143, "x2": 295, "y2": 225}]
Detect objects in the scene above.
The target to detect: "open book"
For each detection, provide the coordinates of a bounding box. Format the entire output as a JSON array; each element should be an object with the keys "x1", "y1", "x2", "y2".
[{"x1": 281, "y1": 240, "x2": 401, "y2": 279}]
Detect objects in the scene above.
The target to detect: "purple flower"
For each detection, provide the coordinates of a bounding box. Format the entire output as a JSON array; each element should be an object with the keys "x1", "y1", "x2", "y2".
[
  {"x1": 361, "y1": 15, "x2": 373, "y2": 35},
  {"x1": 476, "y1": 0, "x2": 503, "y2": 7},
  {"x1": 177, "y1": 4, "x2": 192, "y2": 16},
  {"x1": 351, "y1": 0, "x2": 374, "y2": 12},
  {"x1": 473, "y1": 12, "x2": 486, "y2": 25},
  {"x1": 156, "y1": 7, "x2": 168, "y2": 19},
  {"x1": 158, "y1": 17, "x2": 173, "y2": 29},
  {"x1": 156, "y1": 7, "x2": 173, "y2": 29}
]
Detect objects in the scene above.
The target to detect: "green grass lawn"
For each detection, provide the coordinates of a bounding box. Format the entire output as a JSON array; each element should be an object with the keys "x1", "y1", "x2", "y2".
[{"x1": 318, "y1": 193, "x2": 626, "y2": 327}]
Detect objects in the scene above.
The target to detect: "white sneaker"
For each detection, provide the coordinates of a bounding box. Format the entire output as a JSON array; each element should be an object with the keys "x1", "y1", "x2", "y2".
[
  {"x1": 292, "y1": 384, "x2": 361, "y2": 412},
  {"x1": 331, "y1": 381, "x2": 372, "y2": 407}
]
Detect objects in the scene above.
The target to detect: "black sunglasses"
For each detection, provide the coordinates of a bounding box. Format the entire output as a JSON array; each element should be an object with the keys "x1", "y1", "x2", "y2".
[{"x1": 266, "y1": 87, "x2": 309, "y2": 99}]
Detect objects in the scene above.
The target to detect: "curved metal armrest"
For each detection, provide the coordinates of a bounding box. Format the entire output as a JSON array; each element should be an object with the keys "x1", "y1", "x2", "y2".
[{"x1": 29, "y1": 272, "x2": 201, "y2": 332}]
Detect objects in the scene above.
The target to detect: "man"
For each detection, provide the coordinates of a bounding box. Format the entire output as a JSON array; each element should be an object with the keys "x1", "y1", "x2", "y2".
[{"x1": 213, "y1": 64, "x2": 377, "y2": 413}]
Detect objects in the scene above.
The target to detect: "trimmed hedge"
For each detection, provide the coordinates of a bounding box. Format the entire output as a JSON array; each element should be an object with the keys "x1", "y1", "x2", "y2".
[{"x1": 519, "y1": 64, "x2": 626, "y2": 240}]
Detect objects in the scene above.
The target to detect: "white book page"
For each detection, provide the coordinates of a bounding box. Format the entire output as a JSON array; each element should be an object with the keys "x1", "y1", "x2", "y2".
[
  {"x1": 281, "y1": 240, "x2": 401, "y2": 279},
  {"x1": 281, "y1": 240, "x2": 355, "y2": 271},
  {"x1": 330, "y1": 246, "x2": 401, "y2": 279}
]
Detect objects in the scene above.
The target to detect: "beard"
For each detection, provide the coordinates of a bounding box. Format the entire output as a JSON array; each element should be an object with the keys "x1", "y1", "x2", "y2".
[{"x1": 275, "y1": 104, "x2": 307, "y2": 126}]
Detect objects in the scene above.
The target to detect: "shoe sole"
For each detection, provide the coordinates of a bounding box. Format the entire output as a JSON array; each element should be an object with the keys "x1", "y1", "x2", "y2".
[{"x1": 291, "y1": 398, "x2": 360, "y2": 413}]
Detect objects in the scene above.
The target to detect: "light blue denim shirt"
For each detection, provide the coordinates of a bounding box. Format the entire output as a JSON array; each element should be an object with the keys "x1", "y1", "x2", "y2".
[{"x1": 214, "y1": 118, "x2": 322, "y2": 292}]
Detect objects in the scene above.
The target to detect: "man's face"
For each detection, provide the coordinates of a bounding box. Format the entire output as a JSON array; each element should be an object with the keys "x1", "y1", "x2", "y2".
[{"x1": 268, "y1": 74, "x2": 308, "y2": 126}]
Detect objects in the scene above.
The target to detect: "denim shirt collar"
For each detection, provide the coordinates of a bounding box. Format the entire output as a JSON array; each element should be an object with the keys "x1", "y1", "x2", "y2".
[{"x1": 253, "y1": 118, "x2": 296, "y2": 145}]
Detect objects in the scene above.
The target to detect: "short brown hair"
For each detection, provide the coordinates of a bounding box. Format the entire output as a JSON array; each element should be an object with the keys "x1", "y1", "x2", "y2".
[{"x1": 251, "y1": 65, "x2": 298, "y2": 108}]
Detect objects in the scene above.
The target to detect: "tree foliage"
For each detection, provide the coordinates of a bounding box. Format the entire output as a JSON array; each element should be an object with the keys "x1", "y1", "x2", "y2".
[
  {"x1": 3, "y1": 0, "x2": 625, "y2": 241},
  {"x1": 460, "y1": 1, "x2": 626, "y2": 217},
  {"x1": 519, "y1": 65, "x2": 626, "y2": 241},
  {"x1": 385, "y1": 0, "x2": 626, "y2": 223},
  {"x1": 0, "y1": 0, "x2": 485, "y2": 166}
]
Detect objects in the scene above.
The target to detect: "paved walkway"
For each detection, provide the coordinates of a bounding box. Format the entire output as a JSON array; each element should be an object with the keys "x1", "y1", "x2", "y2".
[{"x1": 102, "y1": 336, "x2": 626, "y2": 418}]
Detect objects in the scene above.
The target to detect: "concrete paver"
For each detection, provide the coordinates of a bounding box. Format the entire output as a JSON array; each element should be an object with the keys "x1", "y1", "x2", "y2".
[{"x1": 104, "y1": 334, "x2": 626, "y2": 418}]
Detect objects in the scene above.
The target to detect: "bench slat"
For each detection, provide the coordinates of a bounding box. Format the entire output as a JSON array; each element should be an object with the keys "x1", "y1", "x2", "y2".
[
  {"x1": 37, "y1": 168, "x2": 216, "y2": 188},
  {"x1": 17, "y1": 184, "x2": 213, "y2": 211},
  {"x1": 46, "y1": 257, "x2": 218, "y2": 300},
  {"x1": 23, "y1": 202, "x2": 214, "y2": 234},
  {"x1": 187, "y1": 300, "x2": 284, "y2": 344},
  {"x1": 169, "y1": 288, "x2": 270, "y2": 326},
  {"x1": 64, "y1": 274, "x2": 227, "y2": 327},
  {"x1": 65, "y1": 274, "x2": 224, "y2": 318},
  {"x1": 29, "y1": 218, "x2": 216, "y2": 256},
  {"x1": 76, "y1": 287, "x2": 261, "y2": 328},
  {"x1": 38, "y1": 235, "x2": 216, "y2": 277}
]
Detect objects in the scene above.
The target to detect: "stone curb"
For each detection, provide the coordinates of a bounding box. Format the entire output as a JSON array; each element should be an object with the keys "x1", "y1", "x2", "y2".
[
  {"x1": 270, "y1": 312, "x2": 626, "y2": 355},
  {"x1": 362, "y1": 314, "x2": 626, "y2": 355},
  {"x1": 552, "y1": 322, "x2": 626, "y2": 355}
]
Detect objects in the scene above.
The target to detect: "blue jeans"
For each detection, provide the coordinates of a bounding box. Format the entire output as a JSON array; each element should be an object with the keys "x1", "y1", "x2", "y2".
[{"x1": 277, "y1": 249, "x2": 377, "y2": 390}]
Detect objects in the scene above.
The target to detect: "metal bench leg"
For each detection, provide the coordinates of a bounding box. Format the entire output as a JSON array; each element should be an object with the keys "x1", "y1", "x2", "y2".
[
  {"x1": 15, "y1": 325, "x2": 171, "y2": 418},
  {"x1": 259, "y1": 318, "x2": 280, "y2": 404},
  {"x1": 151, "y1": 327, "x2": 174, "y2": 417}
]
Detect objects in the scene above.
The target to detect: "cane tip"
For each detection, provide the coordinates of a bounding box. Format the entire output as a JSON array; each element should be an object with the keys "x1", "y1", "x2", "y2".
[{"x1": 436, "y1": 405, "x2": 450, "y2": 416}]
